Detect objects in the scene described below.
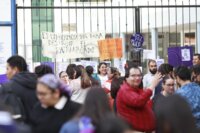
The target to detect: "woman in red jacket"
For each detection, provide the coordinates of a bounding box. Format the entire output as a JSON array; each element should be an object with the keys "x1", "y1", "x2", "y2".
[{"x1": 116, "y1": 65, "x2": 162, "y2": 132}]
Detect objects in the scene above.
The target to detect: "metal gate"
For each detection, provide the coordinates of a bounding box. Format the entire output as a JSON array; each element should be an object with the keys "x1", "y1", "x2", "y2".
[{"x1": 16, "y1": 0, "x2": 200, "y2": 67}]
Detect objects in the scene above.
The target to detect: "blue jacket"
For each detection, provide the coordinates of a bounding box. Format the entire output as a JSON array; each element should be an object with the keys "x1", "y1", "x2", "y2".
[{"x1": 176, "y1": 82, "x2": 200, "y2": 129}]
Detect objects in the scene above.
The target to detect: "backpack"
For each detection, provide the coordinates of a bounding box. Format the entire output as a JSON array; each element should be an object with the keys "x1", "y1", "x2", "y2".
[{"x1": 0, "y1": 83, "x2": 26, "y2": 122}]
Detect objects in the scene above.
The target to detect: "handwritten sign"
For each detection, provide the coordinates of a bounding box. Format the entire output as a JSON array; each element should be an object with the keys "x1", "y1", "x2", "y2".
[
  {"x1": 98, "y1": 38, "x2": 122, "y2": 60},
  {"x1": 130, "y1": 33, "x2": 144, "y2": 48},
  {"x1": 41, "y1": 32, "x2": 105, "y2": 59}
]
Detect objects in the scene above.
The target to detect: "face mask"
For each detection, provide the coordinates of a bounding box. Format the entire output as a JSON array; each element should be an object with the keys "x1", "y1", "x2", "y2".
[{"x1": 149, "y1": 69, "x2": 157, "y2": 74}]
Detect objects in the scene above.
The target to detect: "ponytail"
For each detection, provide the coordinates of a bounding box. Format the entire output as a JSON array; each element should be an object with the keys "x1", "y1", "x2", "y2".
[{"x1": 81, "y1": 69, "x2": 92, "y2": 89}]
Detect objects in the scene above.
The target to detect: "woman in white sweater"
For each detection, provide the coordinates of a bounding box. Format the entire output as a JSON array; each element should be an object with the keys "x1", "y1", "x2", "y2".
[{"x1": 69, "y1": 66, "x2": 92, "y2": 104}]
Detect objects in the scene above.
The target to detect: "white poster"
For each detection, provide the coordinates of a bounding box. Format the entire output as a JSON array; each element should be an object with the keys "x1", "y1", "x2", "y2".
[
  {"x1": 156, "y1": 59, "x2": 165, "y2": 68},
  {"x1": 114, "y1": 59, "x2": 126, "y2": 76},
  {"x1": 56, "y1": 62, "x2": 69, "y2": 76},
  {"x1": 41, "y1": 32, "x2": 105, "y2": 59},
  {"x1": 0, "y1": 27, "x2": 12, "y2": 74},
  {"x1": 81, "y1": 60, "x2": 98, "y2": 73},
  {"x1": 143, "y1": 49, "x2": 155, "y2": 60},
  {"x1": 181, "y1": 48, "x2": 190, "y2": 61}
]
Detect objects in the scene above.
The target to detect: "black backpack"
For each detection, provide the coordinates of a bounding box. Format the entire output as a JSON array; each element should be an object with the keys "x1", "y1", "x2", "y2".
[{"x1": 0, "y1": 83, "x2": 26, "y2": 122}]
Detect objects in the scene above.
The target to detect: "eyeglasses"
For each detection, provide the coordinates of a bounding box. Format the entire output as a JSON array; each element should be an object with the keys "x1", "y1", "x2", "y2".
[
  {"x1": 165, "y1": 84, "x2": 174, "y2": 87},
  {"x1": 130, "y1": 74, "x2": 142, "y2": 78}
]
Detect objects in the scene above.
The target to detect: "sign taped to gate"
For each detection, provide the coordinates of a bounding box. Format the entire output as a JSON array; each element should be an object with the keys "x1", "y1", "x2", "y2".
[
  {"x1": 98, "y1": 38, "x2": 123, "y2": 60},
  {"x1": 41, "y1": 32, "x2": 105, "y2": 59}
]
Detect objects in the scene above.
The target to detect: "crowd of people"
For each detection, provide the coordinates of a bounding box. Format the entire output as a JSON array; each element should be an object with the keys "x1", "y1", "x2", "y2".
[{"x1": 1, "y1": 54, "x2": 200, "y2": 133}]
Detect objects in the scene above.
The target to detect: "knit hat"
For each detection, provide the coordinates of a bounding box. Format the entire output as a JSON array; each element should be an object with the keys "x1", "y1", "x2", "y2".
[{"x1": 38, "y1": 74, "x2": 71, "y2": 96}]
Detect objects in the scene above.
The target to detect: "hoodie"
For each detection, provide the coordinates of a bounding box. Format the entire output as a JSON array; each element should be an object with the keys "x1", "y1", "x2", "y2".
[{"x1": 0, "y1": 72, "x2": 38, "y2": 124}]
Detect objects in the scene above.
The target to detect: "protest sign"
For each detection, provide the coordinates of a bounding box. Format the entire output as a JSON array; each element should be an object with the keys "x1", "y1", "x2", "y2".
[
  {"x1": 41, "y1": 32, "x2": 105, "y2": 59},
  {"x1": 168, "y1": 46, "x2": 193, "y2": 67},
  {"x1": 81, "y1": 60, "x2": 98, "y2": 73},
  {"x1": 72, "y1": 60, "x2": 98, "y2": 73},
  {"x1": 0, "y1": 74, "x2": 8, "y2": 84},
  {"x1": 98, "y1": 38, "x2": 122, "y2": 60},
  {"x1": 56, "y1": 62, "x2": 69, "y2": 75}
]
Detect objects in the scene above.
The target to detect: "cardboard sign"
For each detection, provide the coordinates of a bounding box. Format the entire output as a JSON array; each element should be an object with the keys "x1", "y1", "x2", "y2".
[{"x1": 98, "y1": 38, "x2": 122, "y2": 60}]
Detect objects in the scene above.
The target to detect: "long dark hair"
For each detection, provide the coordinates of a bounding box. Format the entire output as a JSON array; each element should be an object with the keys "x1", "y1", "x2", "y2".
[
  {"x1": 86, "y1": 66, "x2": 100, "y2": 86},
  {"x1": 110, "y1": 77, "x2": 124, "y2": 99},
  {"x1": 66, "y1": 64, "x2": 76, "y2": 80},
  {"x1": 77, "y1": 86, "x2": 111, "y2": 125},
  {"x1": 109, "y1": 67, "x2": 120, "y2": 79},
  {"x1": 74, "y1": 66, "x2": 91, "y2": 89}
]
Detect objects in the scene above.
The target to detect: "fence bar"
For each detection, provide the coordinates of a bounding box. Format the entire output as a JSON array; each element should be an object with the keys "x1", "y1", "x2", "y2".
[
  {"x1": 68, "y1": 0, "x2": 71, "y2": 33},
  {"x1": 132, "y1": 0, "x2": 134, "y2": 35},
  {"x1": 125, "y1": 0, "x2": 128, "y2": 59},
  {"x1": 189, "y1": 0, "x2": 191, "y2": 45},
  {"x1": 135, "y1": 7, "x2": 140, "y2": 33},
  {"x1": 17, "y1": 5, "x2": 200, "y2": 9},
  {"x1": 182, "y1": 1, "x2": 184, "y2": 46},
  {"x1": 75, "y1": 0, "x2": 77, "y2": 33},
  {"x1": 16, "y1": 3, "x2": 18, "y2": 54},
  {"x1": 147, "y1": 1, "x2": 150, "y2": 49},
  {"x1": 97, "y1": 0, "x2": 99, "y2": 31},
  {"x1": 175, "y1": 0, "x2": 177, "y2": 46},
  {"x1": 45, "y1": 0, "x2": 47, "y2": 31},
  {"x1": 83, "y1": 0, "x2": 85, "y2": 33},
  {"x1": 111, "y1": 0, "x2": 113, "y2": 37},
  {"x1": 104, "y1": 0, "x2": 106, "y2": 32},
  {"x1": 195, "y1": 0, "x2": 198, "y2": 52},
  {"x1": 168, "y1": 0, "x2": 170, "y2": 47},
  {"x1": 161, "y1": 0, "x2": 163, "y2": 49},
  {"x1": 118, "y1": 2, "x2": 120, "y2": 37},
  {"x1": 23, "y1": 0, "x2": 26, "y2": 59}
]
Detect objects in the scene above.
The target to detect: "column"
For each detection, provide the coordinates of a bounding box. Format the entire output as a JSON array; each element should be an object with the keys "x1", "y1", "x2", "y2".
[
  {"x1": 197, "y1": 22, "x2": 200, "y2": 53},
  {"x1": 151, "y1": 28, "x2": 158, "y2": 59},
  {"x1": 180, "y1": 30, "x2": 184, "y2": 46}
]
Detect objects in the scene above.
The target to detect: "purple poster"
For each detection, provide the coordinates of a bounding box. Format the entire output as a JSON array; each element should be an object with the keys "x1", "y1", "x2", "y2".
[
  {"x1": 168, "y1": 46, "x2": 193, "y2": 67},
  {"x1": 41, "y1": 62, "x2": 55, "y2": 73},
  {"x1": 0, "y1": 74, "x2": 8, "y2": 84}
]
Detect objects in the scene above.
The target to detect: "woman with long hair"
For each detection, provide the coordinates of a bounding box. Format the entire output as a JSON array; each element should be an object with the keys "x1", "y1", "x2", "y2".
[
  {"x1": 60, "y1": 86, "x2": 111, "y2": 133},
  {"x1": 69, "y1": 66, "x2": 92, "y2": 104}
]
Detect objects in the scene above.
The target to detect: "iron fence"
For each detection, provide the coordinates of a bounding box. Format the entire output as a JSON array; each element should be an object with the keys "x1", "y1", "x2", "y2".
[{"x1": 16, "y1": 0, "x2": 200, "y2": 67}]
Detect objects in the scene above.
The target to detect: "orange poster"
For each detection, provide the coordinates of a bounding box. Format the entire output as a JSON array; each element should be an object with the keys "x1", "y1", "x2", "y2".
[{"x1": 98, "y1": 38, "x2": 122, "y2": 60}]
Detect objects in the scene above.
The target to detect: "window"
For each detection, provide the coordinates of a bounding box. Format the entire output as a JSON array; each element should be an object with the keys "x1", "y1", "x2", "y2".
[{"x1": 32, "y1": 0, "x2": 54, "y2": 62}]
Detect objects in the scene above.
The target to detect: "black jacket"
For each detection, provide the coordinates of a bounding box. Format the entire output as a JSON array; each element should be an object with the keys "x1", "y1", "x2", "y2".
[
  {"x1": 30, "y1": 99, "x2": 81, "y2": 133},
  {"x1": 0, "y1": 72, "x2": 38, "y2": 123}
]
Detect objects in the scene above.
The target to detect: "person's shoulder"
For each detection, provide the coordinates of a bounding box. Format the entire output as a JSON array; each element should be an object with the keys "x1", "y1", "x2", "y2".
[
  {"x1": 60, "y1": 119, "x2": 79, "y2": 133},
  {"x1": 143, "y1": 73, "x2": 148, "y2": 78},
  {"x1": 0, "y1": 81, "x2": 14, "y2": 93},
  {"x1": 68, "y1": 100, "x2": 82, "y2": 109}
]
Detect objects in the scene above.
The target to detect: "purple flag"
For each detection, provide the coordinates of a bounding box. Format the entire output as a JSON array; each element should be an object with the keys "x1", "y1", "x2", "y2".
[
  {"x1": 0, "y1": 74, "x2": 8, "y2": 84},
  {"x1": 168, "y1": 46, "x2": 193, "y2": 67}
]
